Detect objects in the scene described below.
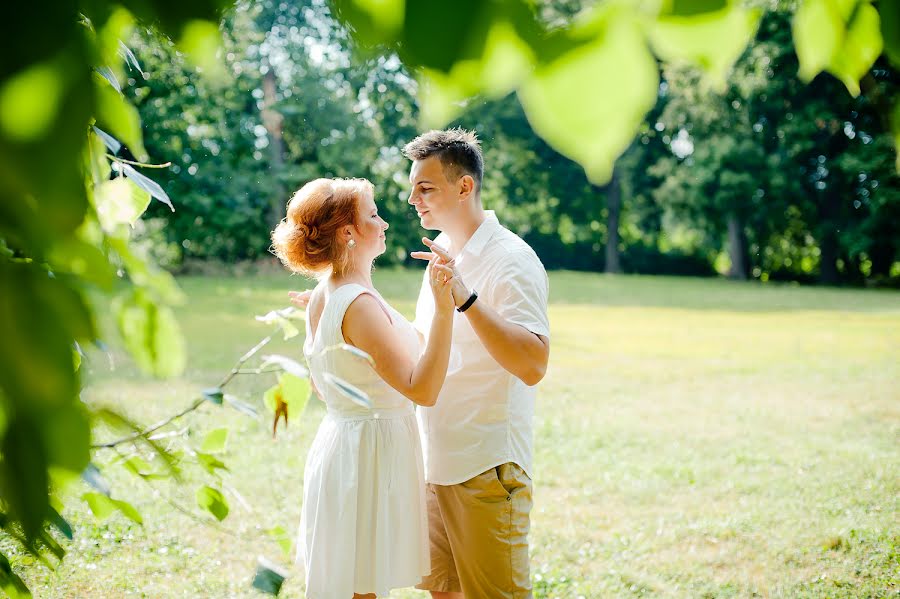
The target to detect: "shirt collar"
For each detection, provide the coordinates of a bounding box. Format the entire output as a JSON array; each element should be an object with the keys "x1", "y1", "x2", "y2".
[{"x1": 458, "y1": 211, "x2": 500, "y2": 258}]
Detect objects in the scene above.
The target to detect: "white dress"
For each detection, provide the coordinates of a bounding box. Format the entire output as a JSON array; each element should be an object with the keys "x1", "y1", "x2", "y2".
[{"x1": 298, "y1": 283, "x2": 430, "y2": 598}]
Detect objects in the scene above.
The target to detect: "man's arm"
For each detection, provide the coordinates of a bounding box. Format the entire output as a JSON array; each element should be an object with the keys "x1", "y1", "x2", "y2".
[
  {"x1": 458, "y1": 298, "x2": 549, "y2": 386},
  {"x1": 413, "y1": 238, "x2": 550, "y2": 386}
]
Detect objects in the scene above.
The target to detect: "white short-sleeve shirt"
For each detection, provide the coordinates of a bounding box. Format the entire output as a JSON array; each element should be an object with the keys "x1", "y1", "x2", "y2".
[{"x1": 414, "y1": 211, "x2": 550, "y2": 485}]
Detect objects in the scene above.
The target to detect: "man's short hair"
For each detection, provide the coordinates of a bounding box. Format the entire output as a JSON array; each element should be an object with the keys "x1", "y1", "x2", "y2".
[{"x1": 402, "y1": 128, "x2": 484, "y2": 192}]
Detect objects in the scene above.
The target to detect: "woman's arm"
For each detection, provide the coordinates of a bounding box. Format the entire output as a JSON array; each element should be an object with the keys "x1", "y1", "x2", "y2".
[{"x1": 343, "y1": 292, "x2": 453, "y2": 407}]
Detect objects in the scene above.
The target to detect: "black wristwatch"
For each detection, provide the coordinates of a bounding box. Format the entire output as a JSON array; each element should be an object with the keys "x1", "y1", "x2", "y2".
[{"x1": 457, "y1": 290, "x2": 478, "y2": 313}]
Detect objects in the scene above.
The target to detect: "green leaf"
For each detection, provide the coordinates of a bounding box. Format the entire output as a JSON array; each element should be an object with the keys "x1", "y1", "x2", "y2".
[
  {"x1": 110, "y1": 498, "x2": 142, "y2": 524},
  {"x1": 200, "y1": 428, "x2": 228, "y2": 454},
  {"x1": 82, "y1": 492, "x2": 117, "y2": 520},
  {"x1": 793, "y1": 0, "x2": 846, "y2": 81},
  {"x1": 668, "y1": 0, "x2": 727, "y2": 16},
  {"x1": 0, "y1": 415, "x2": 48, "y2": 542},
  {"x1": 203, "y1": 387, "x2": 224, "y2": 405},
  {"x1": 178, "y1": 20, "x2": 229, "y2": 83},
  {"x1": 122, "y1": 455, "x2": 154, "y2": 477},
  {"x1": 332, "y1": 0, "x2": 404, "y2": 47},
  {"x1": 649, "y1": 3, "x2": 761, "y2": 90},
  {"x1": 251, "y1": 556, "x2": 288, "y2": 596},
  {"x1": 44, "y1": 402, "x2": 91, "y2": 474},
  {"x1": 829, "y1": 1, "x2": 883, "y2": 96},
  {"x1": 113, "y1": 290, "x2": 186, "y2": 378},
  {"x1": 518, "y1": 8, "x2": 659, "y2": 184},
  {"x1": 47, "y1": 234, "x2": 115, "y2": 289},
  {"x1": 0, "y1": 551, "x2": 32, "y2": 598},
  {"x1": 122, "y1": 164, "x2": 173, "y2": 212},
  {"x1": 263, "y1": 383, "x2": 280, "y2": 414},
  {"x1": 47, "y1": 506, "x2": 72, "y2": 540},
  {"x1": 94, "y1": 177, "x2": 152, "y2": 231},
  {"x1": 280, "y1": 373, "x2": 311, "y2": 416},
  {"x1": 881, "y1": 0, "x2": 900, "y2": 67},
  {"x1": 82, "y1": 492, "x2": 142, "y2": 524},
  {"x1": 0, "y1": 61, "x2": 63, "y2": 142},
  {"x1": 196, "y1": 452, "x2": 229, "y2": 475},
  {"x1": 195, "y1": 485, "x2": 229, "y2": 521},
  {"x1": 223, "y1": 394, "x2": 259, "y2": 418},
  {"x1": 92, "y1": 72, "x2": 147, "y2": 161},
  {"x1": 259, "y1": 354, "x2": 309, "y2": 378},
  {"x1": 265, "y1": 526, "x2": 292, "y2": 557},
  {"x1": 322, "y1": 372, "x2": 371, "y2": 408}
]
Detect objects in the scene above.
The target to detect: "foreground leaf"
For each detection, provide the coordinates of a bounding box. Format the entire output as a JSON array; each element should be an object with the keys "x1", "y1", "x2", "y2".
[
  {"x1": 196, "y1": 485, "x2": 229, "y2": 521},
  {"x1": 251, "y1": 556, "x2": 288, "y2": 596}
]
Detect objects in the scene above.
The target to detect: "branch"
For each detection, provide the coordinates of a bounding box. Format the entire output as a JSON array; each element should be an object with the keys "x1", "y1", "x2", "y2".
[{"x1": 92, "y1": 333, "x2": 274, "y2": 449}]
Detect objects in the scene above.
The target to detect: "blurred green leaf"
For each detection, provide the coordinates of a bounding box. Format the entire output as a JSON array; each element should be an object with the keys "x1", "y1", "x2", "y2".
[
  {"x1": 47, "y1": 506, "x2": 73, "y2": 540},
  {"x1": 195, "y1": 485, "x2": 229, "y2": 521},
  {"x1": 649, "y1": 3, "x2": 761, "y2": 90},
  {"x1": 109, "y1": 234, "x2": 185, "y2": 305},
  {"x1": 519, "y1": 8, "x2": 659, "y2": 184},
  {"x1": 881, "y1": 0, "x2": 900, "y2": 67},
  {"x1": 82, "y1": 492, "x2": 117, "y2": 520},
  {"x1": 0, "y1": 415, "x2": 48, "y2": 542},
  {"x1": 667, "y1": 0, "x2": 728, "y2": 16},
  {"x1": 47, "y1": 234, "x2": 115, "y2": 289},
  {"x1": 332, "y1": 0, "x2": 404, "y2": 47},
  {"x1": 196, "y1": 451, "x2": 229, "y2": 475},
  {"x1": 94, "y1": 177, "x2": 152, "y2": 231},
  {"x1": 178, "y1": 20, "x2": 229, "y2": 83},
  {"x1": 265, "y1": 526, "x2": 292, "y2": 557},
  {"x1": 251, "y1": 556, "x2": 287, "y2": 596},
  {"x1": 200, "y1": 427, "x2": 228, "y2": 453},
  {"x1": 280, "y1": 373, "x2": 311, "y2": 416},
  {"x1": 122, "y1": 455, "x2": 154, "y2": 477},
  {"x1": 113, "y1": 289, "x2": 186, "y2": 378},
  {"x1": 263, "y1": 383, "x2": 280, "y2": 414},
  {"x1": 44, "y1": 402, "x2": 91, "y2": 474},
  {"x1": 203, "y1": 387, "x2": 224, "y2": 405},
  {"x1": 259, "y1": 354, "x2": 308, "y2": 378},
  {"x1": 93, "y1": 72, "x2": 148, "y2": 161},
  {"x1": 0, "y1": 62, "x2": 63, "y2": 142},
  {"x1": 223, "y1": 394, "x2": 259, "y2": 418},
  {"x1": 82, "y1": 492, "x2": 142, "y2": 524},
  {"x1": 829, "y1": 1, "x2": 883, "y2": 96},
  {"x1": 0, "y1": 551, "x2": 32, "y2": 598}
]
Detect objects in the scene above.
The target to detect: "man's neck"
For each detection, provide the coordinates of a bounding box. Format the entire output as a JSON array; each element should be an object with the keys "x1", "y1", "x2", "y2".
[{"x1": 445, "y1": 208, "x2": 487, "y2": 256}]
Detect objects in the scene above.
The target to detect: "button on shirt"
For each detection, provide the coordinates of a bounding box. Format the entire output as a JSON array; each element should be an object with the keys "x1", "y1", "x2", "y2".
[{"x1": 414, "y1": 211, "x2": 550, "y2": 485}]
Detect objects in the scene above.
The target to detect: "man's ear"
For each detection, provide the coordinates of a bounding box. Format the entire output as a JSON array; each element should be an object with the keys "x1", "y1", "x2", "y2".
[{"x1": 458, "y1": 174, "x2": 475, "y2": 202}]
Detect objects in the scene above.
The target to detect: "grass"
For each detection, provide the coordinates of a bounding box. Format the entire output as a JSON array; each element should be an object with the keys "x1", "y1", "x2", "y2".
[{"x1": 10, "y1": 269, "x2": 900, "y2": 598}]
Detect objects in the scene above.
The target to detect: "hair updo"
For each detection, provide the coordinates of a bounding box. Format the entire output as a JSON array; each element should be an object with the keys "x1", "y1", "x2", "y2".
[{"x1": 271, "y1": 177, "x2": 373, "y2": 278}]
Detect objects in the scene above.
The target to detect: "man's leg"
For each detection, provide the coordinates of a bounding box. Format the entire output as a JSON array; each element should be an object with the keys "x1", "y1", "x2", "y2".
[
  {"x1": 436, "y1": 464, "x2": 534, "y2": 598},
  {"x1": 416, "y1": 484, "x2": 463, "y2": 594}
]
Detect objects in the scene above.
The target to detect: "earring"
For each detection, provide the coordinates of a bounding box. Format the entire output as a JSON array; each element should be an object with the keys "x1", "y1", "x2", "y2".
[{"x1": 348, "y1": 239, "x2": 356, "y2": 249}]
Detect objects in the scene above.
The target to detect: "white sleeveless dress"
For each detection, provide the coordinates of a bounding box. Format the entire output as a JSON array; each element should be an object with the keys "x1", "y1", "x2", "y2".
[{"x1": 298, "y1": 283, "x2": 430, "y2": 598}]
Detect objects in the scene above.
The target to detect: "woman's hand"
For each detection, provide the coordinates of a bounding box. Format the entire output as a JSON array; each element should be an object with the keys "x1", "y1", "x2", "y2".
[
  {"x1": 412, "y1": 237, "x2": 469, "y2": 307},
  {"x1": 427, "y1": 259, "x2": 456, "y2": 315}
]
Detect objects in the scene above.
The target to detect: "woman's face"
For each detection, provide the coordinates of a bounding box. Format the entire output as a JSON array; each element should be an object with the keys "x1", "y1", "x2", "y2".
[{"x1": 353, "y1": 192, "x2": 388, "y2": 258}]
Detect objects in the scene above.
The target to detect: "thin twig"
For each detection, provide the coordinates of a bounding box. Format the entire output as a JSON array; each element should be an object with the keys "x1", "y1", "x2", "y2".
[
  {"x1": 106, "y1": 154, "x2": 172, "y2": 168},
  {"x1": 93, "y1": 333, "x2": 274, "y2": 449}
]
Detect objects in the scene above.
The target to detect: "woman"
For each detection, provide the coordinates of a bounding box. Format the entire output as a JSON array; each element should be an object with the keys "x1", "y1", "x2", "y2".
[{"x1": 271, "y1": 177, "x2": 455, "y2": 599}]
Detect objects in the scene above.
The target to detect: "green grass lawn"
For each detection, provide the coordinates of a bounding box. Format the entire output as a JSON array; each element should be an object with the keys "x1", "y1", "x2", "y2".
[{"x1": 12, "y1": 269, "x2": 900, "y2": 598}]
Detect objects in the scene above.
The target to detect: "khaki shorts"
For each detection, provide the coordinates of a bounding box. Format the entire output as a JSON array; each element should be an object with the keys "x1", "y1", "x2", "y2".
[{"x1": 416, "y1": 462, "x2": 533, "y2": 598}]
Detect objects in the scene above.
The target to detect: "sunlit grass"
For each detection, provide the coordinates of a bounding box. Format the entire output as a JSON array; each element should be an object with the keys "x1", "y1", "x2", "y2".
[{"x1": 13, "y1": 269, "x2": 900, "y2": 598}]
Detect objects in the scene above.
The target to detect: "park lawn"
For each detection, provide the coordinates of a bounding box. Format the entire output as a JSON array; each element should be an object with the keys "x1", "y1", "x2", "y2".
[{"x1": 11, "y1": 269, "x2": 900, "y2": 598}]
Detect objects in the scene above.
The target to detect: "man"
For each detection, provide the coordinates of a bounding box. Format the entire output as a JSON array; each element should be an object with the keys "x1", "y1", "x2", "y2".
[{"x1": 404, "y1": 128, "x2": 551, "y2": 598}]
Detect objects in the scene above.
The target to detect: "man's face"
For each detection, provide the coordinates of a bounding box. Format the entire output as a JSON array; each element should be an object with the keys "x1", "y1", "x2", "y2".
[{"x1": 407, "y1": 156, "x2": 460, "y2": 231}]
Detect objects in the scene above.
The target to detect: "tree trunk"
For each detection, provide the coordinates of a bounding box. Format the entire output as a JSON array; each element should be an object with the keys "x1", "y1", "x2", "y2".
[
  {"x1": 726, "y1": 212, "x2": 748, "y2": 280},
  {"x1": 262, "y1": 68, "x2": 286, "y2": 227},
  {"x1": 817, "y1": 189, "x2": 840, "y2": 285},
  {"x1": 605, "y1": 168, "x2": 622, "y2": 274}
]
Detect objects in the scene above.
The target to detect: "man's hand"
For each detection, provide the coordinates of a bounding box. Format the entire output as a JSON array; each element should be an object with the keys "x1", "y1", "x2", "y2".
[{"x1": 411, "y1": 237, "x2": 469, "y2": 306}]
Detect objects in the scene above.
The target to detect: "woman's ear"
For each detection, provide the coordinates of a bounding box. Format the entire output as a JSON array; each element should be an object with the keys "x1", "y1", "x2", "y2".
[{"x1": 458, "y1": 175, "x2": 475, "y2": 202}]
